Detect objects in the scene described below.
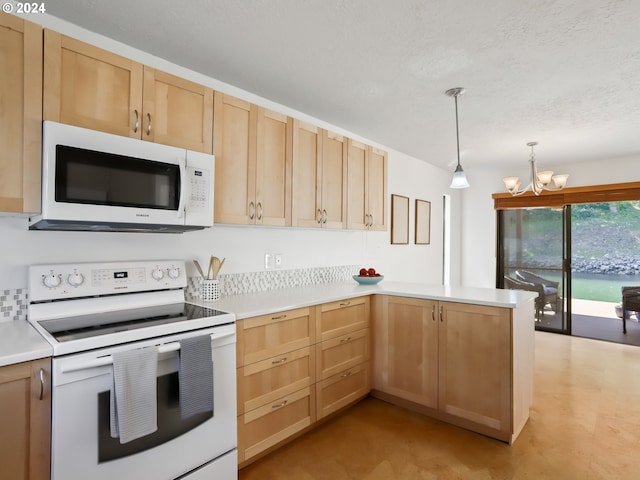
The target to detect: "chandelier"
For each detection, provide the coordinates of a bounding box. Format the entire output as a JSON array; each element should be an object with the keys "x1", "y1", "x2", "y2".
[
  {"x1": 446, "y1": 87, "x2": 470, "y2": 189},
  {"x1": 503, "y1": 142, "x2": 568, "y2": 196}
]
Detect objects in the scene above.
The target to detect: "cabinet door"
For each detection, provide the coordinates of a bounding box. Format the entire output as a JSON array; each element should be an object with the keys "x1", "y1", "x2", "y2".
[
  {"x1": 0, "y1": 13, "x2": 42, "y2": 213},
  {"x1": 372, "y1": 296, "x2": 438, "y2": 408},
  {"x1": 43, "y1": 29, "x2": 143, "y2": 138},
  {"x1": 316, "y1": 361, "x2": 370, "y2": 420},
  {"x1": 237, "y1": 346, "x2": 315, "y2": 415},
  {"x1": 0, "y1": 358, "x2": 51, "y2": 480},
  {"x1": 438, "y1": 302, "x2": 512, "y2": 433},
  {"x1": 316, "y1": 296, "x2": 370, "y2": 342},
  {"x1": 291, "y1": 120, "x2": 322, "y2": 228},
  {"x1": 320, "y1": 130, "x2": 347, "y2": 229},
  {"x1": 238, "y1": 386, "x2": 315, "y2": 464},
  {"x1": 256, "y1": 108, "x2": 292, "y2": 226},
  {"x1": 142, "y1": 67, "x2": 213, "y2": 153},
  {"x1": 213, "y1": 92, "x2": 257, "y2": 224},
  {"x1": 346, "y1": 139, "x2": 368, "y2": 230},
  {"x1": 316, "y1": 328, "x2": 369, "y2": 380},
  {"x1": 236, "y1": 307, "x2": 316, "y2": 367},
  {"x1": 366, "y1": 147, "x2": 388, "y2": 231}
]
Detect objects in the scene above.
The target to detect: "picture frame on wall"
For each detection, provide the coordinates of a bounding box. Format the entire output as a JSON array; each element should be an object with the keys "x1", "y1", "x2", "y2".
[
  {"x1": 415, "y1": 199, "x2": 431, "y2": 245},
  {"x1": 391, "y1": 194, "x2": 409, "y2": 244}
]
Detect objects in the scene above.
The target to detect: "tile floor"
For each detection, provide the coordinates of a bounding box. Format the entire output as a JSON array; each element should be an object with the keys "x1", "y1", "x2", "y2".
[{"x1": 239, "y1": 331, "x2": 640, "y2": 479}]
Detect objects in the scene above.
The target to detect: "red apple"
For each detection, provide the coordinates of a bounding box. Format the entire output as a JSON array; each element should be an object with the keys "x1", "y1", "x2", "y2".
[
  {"x1": 359, "y1": 268, "x2": 368, "y2": 276},
  {"x1": 367, "y1": 268, "x2": 376, "y2": 276}
]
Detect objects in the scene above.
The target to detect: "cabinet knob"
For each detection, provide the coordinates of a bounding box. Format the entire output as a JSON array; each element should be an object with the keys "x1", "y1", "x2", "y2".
[
  {"x1": 146, "y1": 113, "x2": 152, "y2": 136},
  {"x1": 249, "y1": 201, "x2": 255, "y2": 220}
]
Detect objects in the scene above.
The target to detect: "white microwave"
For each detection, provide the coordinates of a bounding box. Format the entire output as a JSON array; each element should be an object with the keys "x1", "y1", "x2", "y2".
[{"x1": 29, "y1": 121, "x2": 214, "y2": 233}]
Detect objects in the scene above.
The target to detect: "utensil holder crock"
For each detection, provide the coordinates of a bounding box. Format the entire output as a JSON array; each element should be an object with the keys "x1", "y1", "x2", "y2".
[{"x1": 201, "y1": 279, "x2": 220, "y2": 302}]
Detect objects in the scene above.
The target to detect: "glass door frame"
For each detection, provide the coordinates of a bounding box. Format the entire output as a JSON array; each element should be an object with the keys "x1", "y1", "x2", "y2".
[{"x1": 495, "y1": 206, "x2": 572, "y2": 335}]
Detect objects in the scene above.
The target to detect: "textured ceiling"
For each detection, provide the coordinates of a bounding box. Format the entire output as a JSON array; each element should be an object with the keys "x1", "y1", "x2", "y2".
[{"x1": 45, "y1": 0, "x2": 640, "y2": 174}]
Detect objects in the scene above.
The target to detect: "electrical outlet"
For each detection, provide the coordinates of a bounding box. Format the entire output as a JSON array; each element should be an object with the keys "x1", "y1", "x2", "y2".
[
  {"x1": 275, "y1": 254, "x2": 282, "y2": 268},
  {"x1": 265, "y1": 253, "x2": 273, "y2": 269}
]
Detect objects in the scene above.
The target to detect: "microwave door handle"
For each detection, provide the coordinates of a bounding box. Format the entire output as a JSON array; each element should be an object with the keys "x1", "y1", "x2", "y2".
[{"x1": 177, "y1": 157, "x2": 187, "y2": 218}]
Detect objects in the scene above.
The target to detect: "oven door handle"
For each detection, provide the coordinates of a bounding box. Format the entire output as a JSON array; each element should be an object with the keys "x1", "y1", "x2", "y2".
[{"x1": 61, "y1": 331, "x2": 235, "y2": 374}]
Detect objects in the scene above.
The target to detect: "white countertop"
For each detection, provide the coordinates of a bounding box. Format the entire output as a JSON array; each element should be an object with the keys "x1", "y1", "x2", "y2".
[
  {"x1": 0, "y1": 280, "x2": 536, "y2": 368},
  {"x1": 207, "y1": 280, "x2": 537, "y2": 320},
  {"x1": 0, "y1": 320, "x2": 53, "y2": 367}
]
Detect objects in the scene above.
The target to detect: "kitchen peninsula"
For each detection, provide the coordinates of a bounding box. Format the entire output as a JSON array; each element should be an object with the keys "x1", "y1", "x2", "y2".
[
  {"x1": 1, "y1": 280, "x2": 535, "y2": 473},
  {"x1": 208, "y1": 281, "x2": 536, "y2": 466}
]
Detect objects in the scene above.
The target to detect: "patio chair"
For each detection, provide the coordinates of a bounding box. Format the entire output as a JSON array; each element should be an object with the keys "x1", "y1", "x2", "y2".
[
  {"x1": 515, "y1": 270, "x2": 560, "y2": 315},
  {"x1": 504, "y1": 275, "x2": 544, "y2": 321},
  {"x1": 621, "y1": 286, "x2": 640, "y2": 334}
]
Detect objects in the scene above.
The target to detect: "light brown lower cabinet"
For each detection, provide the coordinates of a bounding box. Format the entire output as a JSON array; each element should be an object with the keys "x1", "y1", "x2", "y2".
[
  {"x1": 0, "y1": 357, "x2": 51, "y2": 480},
  {"x1": 237, "y1": 386, "x2": 316, "y2": 463},
  {"x1": 316, "y1": 361, "x2": 370, "y2": 419},
  {"x1": 371, "y1": 295, "x2": 534, "y2": 444},
  {"x1": 237, "y1": 297, "x2": 371, "y2": 467}
]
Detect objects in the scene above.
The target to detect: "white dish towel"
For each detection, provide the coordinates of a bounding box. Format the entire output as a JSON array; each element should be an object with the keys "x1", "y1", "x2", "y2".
[{"x1": 110, "y1": 345, "x2": 159, "y2": 444}]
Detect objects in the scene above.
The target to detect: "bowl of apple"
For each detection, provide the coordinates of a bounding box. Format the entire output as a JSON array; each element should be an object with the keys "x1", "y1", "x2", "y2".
[{"x1": 353, "y1": 267, "x2": 384, "y2": 285}]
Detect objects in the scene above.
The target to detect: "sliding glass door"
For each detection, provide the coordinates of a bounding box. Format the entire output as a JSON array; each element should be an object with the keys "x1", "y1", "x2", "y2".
[{"x1": 497, "y1": 207, "x2": 570, "y2": 333}]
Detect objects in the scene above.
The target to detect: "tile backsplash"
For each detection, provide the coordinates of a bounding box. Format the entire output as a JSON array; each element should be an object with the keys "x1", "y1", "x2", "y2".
[
  {"x1": 0, "y1": 289, "x2": 28, "y2": 322},
  {"x1": 186, "y1": 264, "x2": 360, "y2": 301}
]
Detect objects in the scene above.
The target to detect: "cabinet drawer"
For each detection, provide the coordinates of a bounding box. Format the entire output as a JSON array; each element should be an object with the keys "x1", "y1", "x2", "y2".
[
  {"x1": 237, "y1": 307, "x2": 316, "y2": 366},
  {"x1": 316, "y1": 361, "x2": 370, "y2": 420},
  {"x1": 238, "y1": 386, "x2": 315, "y2": 463},
  {"x1": 316, "y1": 296, "x2": 369, "y2": 342},
  {"x1": 316, "y1": 328, "x2": 369, "y2": 380},
  {"x1": 237, "y1": 346, "x2": 315, "y2": 415}
]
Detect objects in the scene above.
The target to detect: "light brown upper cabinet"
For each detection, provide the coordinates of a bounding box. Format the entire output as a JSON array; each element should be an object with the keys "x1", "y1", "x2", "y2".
[
  {"x1": 0, "y1": 13, "x2": 42, "y2": 213},
  {"x1": 347, "y1": 140, "x2": 388, "y2": 230},
  {"x1": 43, "y1": 30, "x2": 213, "y2": 153},
  {"x1": 292, "y1": 121, "x2": 347, "y2": 228},
  {"x1": 141, "y1": 67, "x2": 213, "y2": 153},
  {"x1": 213, "y1": 93, "x2": 292, "y2": 226}
]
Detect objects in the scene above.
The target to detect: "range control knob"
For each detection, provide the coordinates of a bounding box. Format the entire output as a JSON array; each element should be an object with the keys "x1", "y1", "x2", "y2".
[
  {"x1": 43, "y1": 273, "x2": 61, "y2": 289},
  {"x1": 67, "y1": 272, "x2": 85, "y2": 287},
  {"x1": 151, "y1": 268, "x2": 165, "y2": 281},
  {"x1": 167, "y1": 267, "x2": 181, "y2": 279}
]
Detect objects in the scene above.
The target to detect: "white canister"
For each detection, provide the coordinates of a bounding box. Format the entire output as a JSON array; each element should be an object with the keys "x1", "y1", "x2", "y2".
[{"x1": 201, "y1": 279, "x2": 220, "y2": 302}]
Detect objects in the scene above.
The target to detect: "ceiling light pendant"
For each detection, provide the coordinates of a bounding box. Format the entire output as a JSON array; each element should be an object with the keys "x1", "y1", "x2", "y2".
[
  {"x1": 503, "y1": 142, "x2": 569, "y2": 196},
  {"x1": 446, "y1": 87, "x2": 470, "y2": 189}
]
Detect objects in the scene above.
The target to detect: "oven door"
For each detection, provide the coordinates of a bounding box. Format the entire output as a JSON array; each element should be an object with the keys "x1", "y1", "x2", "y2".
[{"x1": 50, "y1": 324, "x2": 237, "y2": 480}]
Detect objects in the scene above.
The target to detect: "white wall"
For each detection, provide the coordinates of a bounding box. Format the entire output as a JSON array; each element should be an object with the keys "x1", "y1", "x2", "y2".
[
  {"x1": 0, "y1": 14, "x2": 459, "y2": 290},
  {"x1": 461, "y1": 155, "x2": 640, "y2": 288}
]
